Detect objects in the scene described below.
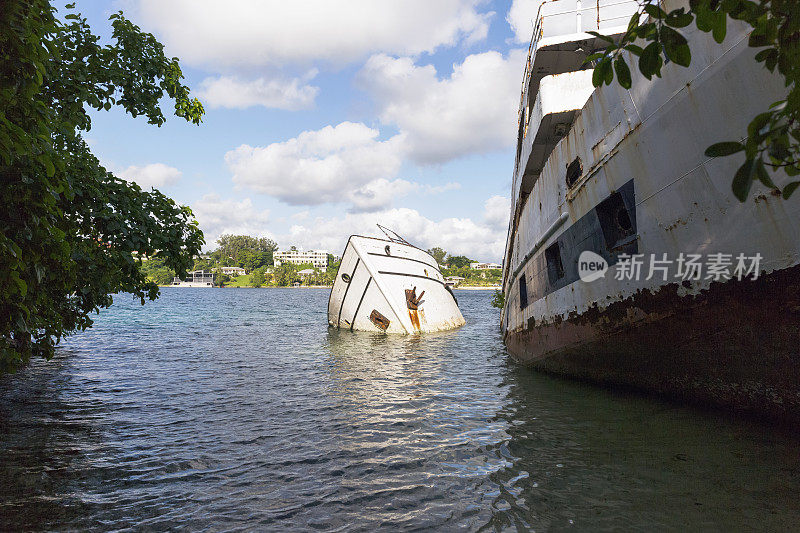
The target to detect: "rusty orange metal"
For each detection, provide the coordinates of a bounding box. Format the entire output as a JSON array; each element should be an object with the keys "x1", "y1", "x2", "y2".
[{"x1": 369, "y1": 309, "x2": 390, "y2": 331}]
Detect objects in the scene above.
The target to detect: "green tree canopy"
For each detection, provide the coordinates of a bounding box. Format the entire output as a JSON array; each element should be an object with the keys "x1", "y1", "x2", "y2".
[
  {"x1": 274, "y1": 264, "x2": 298, "y2": 287},
  {"x1": 212, "y1": 234, "x2": 277, "y2": 270},
  {"x1": 1, "y1": 1, "x2": 205, "y2": 371},
  {"x1": 215, "y1": 234, "x2": 278, "y2": 257},
  {"x1": 250, "y1": 269, "x2": 265, "y2": 288},
  {"x1": 426, "y1": 247, "x2": 447, "y2": 265},
  {"x1": 445, "y1": 255, "x2": 475, "y2": 269}
]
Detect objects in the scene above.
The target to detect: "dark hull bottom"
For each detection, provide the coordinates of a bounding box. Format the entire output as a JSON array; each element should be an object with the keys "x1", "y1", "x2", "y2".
[{"x1": 505, "y1": 263, "x2": 800, "y2": 422}]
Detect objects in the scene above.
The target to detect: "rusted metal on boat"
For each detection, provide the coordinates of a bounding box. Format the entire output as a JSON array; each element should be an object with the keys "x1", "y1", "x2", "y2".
[
  {"x1": 405, "y1": 287, "x2": 424, "y2": 310},
  {"x1": 369, "y1": 310, "x2": 390, "y2": 331},
  {"x1": 506, "y1": 264, "x2": 800, "y2": 419}
]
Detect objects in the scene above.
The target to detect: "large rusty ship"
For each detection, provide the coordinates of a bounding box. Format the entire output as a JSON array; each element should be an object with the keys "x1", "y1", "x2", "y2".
[{"x1": 501, "y1": 0, "x2": 800, "y2": 418}]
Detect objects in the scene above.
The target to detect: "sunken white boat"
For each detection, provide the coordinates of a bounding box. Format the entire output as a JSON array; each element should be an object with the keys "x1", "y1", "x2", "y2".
[
  {"x1": 328, "y1": 227, "x2": 465, "y2": 333},
  {"x1": 501, "y1": 0, "x2": 800, "y2": 418}
]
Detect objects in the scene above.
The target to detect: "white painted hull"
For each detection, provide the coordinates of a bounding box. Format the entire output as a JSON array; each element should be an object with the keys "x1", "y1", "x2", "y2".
[
  {"x1": 328, "y1": 236, "x2": 465, "y2": 333},
  {"x1": 501, "y1": 0, "x2": 800, "y2": 417},
  {"x1": 503, "y1": 10, "x2": 797, "y2": 336}
]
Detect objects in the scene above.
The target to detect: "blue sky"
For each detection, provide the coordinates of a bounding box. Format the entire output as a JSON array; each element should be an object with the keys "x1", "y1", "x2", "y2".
[{"x1": 63, "y1": 0, "x2": 543, "y2": 261}]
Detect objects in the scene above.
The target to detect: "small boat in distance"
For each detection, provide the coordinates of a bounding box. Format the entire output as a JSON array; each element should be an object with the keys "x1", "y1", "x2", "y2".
[{"x1": 328, "y1": 226, "x2": 465, "y2": 333}]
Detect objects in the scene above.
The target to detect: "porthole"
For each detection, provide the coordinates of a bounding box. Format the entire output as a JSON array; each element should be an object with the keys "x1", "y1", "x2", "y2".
[
  {"x1": 566, "y1": 157, "x2": 582, "y2": 188},
  {"x1": 385, "y1": 245, "x2": 391, "y2": 255},
  {"x1": 341, "y1": 273, "x2": 351, "y2": 283}
]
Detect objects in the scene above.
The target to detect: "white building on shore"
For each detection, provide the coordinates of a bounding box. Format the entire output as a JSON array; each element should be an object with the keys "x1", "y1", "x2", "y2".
[
  {"x1": 470, "y1": 262, "x2": 502, "y2": 270},
  {"x1": 172, "y1": 270, "x2": 215, "y2": 287},
  {"x1": 221, "y1": 266, "x2": 247, "y2": 276},
  {"x1": 274, "y1": 249, "x2": 328, "y2": 269}
]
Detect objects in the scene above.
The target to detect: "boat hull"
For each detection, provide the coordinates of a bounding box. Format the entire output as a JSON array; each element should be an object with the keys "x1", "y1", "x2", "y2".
[
  {"x1": 502, "y1": 2, "x2": 800, "y2": 417},
  {"x1": 328, "y1": 236, "x2": 465, "y2": 334},
  {"x1": 506, "y1": 263, "x2": 800, "y2": 418}
]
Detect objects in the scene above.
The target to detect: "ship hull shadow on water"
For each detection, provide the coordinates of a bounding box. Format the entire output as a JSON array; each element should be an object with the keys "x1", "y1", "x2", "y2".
[{"x1": 501, "y1": 0, "x2": 800, "y2": 420}]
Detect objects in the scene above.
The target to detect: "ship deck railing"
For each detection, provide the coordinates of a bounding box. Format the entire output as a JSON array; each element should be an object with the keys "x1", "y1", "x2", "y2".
[{"x1": 516, "y1": 0, "x2": 640, "y2": 161}]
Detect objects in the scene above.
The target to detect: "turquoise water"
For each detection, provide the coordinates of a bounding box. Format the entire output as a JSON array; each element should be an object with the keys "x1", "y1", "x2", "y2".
[{"x1": 1, "y1": 288, "x2": 799, "y2": 530}]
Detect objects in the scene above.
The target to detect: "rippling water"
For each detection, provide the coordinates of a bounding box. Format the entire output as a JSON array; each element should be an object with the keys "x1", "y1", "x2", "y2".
[{"x1": 1, "y1": 288, "x2": 799, "y2": 531}]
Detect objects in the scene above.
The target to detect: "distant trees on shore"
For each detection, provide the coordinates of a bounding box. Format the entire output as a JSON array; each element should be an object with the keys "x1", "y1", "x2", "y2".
[
  {"x1": 425, "y1": 248, "x2": 502, "y2": 285},
  {"x1": 142, "y1": 238, "x2": 500, "y2": 288},
  {"x1": 140, "y1": 234, "x2": 342, "y2": 287}
]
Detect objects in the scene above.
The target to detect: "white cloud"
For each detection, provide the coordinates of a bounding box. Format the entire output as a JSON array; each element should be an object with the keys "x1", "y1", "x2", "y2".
[
  {"x1": 348, "y1": 178, "x2": 419, "y2": 213},
  {"x1": 224, "y1": 121, "x2": 407, "y2": 207},
  {"x1": 134, "y1": 0, "x2": 492, "y2": 69},
  {"x1": 507, "y1": 0, "x2": 546, "y2": 43},
  {"x1": 285, "y1": 205, "x2": 507, "y2": 262},
  {"x1": 197, "y1": 72, "x2": 319, "y2": 110},
  {"x1": 117, "y1": 163, "x2": 182, "y2": 189},
  {"x1": 358, "y1": 49, "x2": 528, "y2": 164},
  {"x1": 192, "y1": 194, "x2": 273, "y2": 247},
  {"x1": 483, "y1": 195, "x2": 510, "y2": 229}
]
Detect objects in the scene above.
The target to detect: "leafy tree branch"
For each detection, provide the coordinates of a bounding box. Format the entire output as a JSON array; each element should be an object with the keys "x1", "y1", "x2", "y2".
[{"x1": 1, "y1": 0, "x2": 205, "y2": 371}]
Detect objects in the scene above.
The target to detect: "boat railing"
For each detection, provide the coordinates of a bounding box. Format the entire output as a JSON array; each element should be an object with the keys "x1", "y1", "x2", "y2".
[{"x1": 516, "y1": 0, "x2": 640, "y2": 147}]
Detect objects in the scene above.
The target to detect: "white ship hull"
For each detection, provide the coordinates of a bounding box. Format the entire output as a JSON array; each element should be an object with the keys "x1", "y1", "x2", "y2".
[
  {"x1": 502, "y1": 0, "x2": 800, "y2": 418},
  {"x1": 328, "y1": 236, "x2": 465, "y2": 334}
]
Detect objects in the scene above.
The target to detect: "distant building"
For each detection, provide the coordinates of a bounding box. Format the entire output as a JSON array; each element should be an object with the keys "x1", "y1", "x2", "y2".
[
  {"x1": 444, "y1": 275, "x2": 465, "y2": 288},
  {"x1": 172, "y1": 269, "x2": 214, "y2": 287},
  {"x1": 470, "y1": 262, "x2": 502, "y2": 270},
  {"x1": 297, "y1": 268, "x2": 316, "y2": 279},
  {"x1": 222, "y1": 266, "x2": 247, "y2": 276},
  {"x1": 274, "y1": 249, "x2": 328, "y2": 269}
]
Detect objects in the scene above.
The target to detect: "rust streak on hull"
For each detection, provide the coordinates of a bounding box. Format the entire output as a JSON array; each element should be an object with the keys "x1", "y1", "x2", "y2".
[
  {"x1": 408, "y1": 309, "x2": 421, "y2": 332},
  {"x1": 506, "y1": 264, "x2": 800, "y2": 421}
]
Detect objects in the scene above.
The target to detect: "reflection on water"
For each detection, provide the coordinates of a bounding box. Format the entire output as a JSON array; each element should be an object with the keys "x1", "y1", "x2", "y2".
[
  {"x1": 487, "y1": 366, "x2": 800, "y2": 530},
  {"x1": 0, "y1": 288, "x2": 798, "y2": 530}
]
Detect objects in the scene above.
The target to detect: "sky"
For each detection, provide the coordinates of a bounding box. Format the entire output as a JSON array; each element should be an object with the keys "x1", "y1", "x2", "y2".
[{"x1": 65, "y1": 0, "x2": 545, "y2": 262}]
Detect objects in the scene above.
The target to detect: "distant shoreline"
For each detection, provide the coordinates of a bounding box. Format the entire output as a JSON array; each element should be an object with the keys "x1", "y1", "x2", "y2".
[{"x1": 160, "y1": 285, "x2": 500, "y2": 290}]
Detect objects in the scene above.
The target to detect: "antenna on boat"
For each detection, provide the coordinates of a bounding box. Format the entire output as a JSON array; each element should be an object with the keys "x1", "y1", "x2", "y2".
[{"x1": 376, "y1": 224, "x2": 411, "y2": 246}]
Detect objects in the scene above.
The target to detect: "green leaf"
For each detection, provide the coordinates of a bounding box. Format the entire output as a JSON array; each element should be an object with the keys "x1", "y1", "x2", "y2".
[
  {"x1": 42, "y1": 154, "x2": 55, "y2": 177},
  {"x1": 782, "y1": 181, "x2": 800, "y2": 199},
  {"x1": 711, "y1": 10, "x2": 727, "y2": 42},
  {"x1": 592, "y1": 58, "x2": 611, "y2": 87},
  {"x1": 644, "y1": 4, "x2": 667, "y2": 19},
  {"x1": 749, "y1": 29, "x2": 770, "y2": 47},
  {"x1": 753, "y1": 158, "x2": 776, "y2": 188},
  {"x1": 694, "y1": 2, "x2": 714, "y2": 32},
  {"x1": 747, "y1": 112, "x2": 772, "y2": 138},
  {"x1": 586, "y1": 31, "x2": 616, "y2": 44},
  {"x1": 661, "y1": 27, "x2": 691, "y2": 67},
  {"x1": 666, "y1": 9, "x2": 694, "y2": 28},
  {"x1": 627, "y1": 12, "x2": 641, "y2": 32},
  {"x1": 732, "y1": 159, "x2": 755, "y2": 202},
  {"x1": 614, "y1": 57, "x2": 632, "y2": 89},
  {"x1": 604, "y1": 59, "x2": 614, "y2": 85},
  {"x1": 705, "y1": 141, "x2": 744, "y2": 157},
  {"x1": 583, "y1": 52, "x2": 606, "y2": 64},
  {"x1": 623, "y1": 44, "x2": 644, "y2": 56},
  {"x1": 638, "y1": 42, "x2": 663, "y2": 79}
]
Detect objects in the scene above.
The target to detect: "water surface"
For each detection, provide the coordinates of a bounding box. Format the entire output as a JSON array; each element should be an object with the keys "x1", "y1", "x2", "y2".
[{"x1": 1, "y1": 288, "x2": 798, "y2": 530}]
